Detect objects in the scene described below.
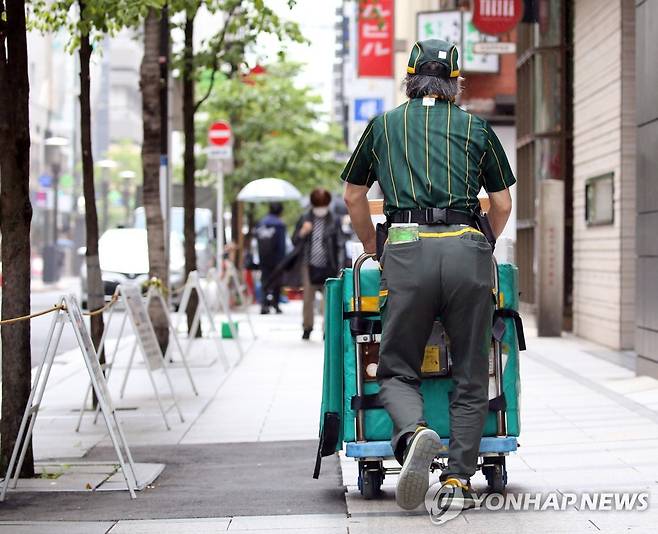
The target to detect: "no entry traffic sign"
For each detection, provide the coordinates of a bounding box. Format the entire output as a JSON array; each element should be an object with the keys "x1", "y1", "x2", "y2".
[
  {"x1": 472, "y1": 0, "x2": 523, "y2": 35},
  {"x1": 208, "y1": 121, "x2": 232, "y2": 146}
]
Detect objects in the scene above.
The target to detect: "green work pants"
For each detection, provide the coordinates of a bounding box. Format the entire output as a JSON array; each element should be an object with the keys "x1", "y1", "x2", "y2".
[{"x1": 376, "y1": 225, "x2": 494, "y2": 479}]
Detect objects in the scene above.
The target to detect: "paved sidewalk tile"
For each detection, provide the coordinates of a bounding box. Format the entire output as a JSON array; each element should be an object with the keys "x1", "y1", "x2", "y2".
[
  {"x1": 0, "y1": 522, "x2": 114, "y2": 534},
  {"x1": 109, "y1": 518, "x2": 230, "y2": 533},
  {"x1": 228, "y1": 513, "x2": 348, "y2": 530}
]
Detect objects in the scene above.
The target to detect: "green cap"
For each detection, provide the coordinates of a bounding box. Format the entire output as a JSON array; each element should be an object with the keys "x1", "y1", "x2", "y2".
[{"x1": 407, "y1": 39, "x2": 460, "y2": 78}]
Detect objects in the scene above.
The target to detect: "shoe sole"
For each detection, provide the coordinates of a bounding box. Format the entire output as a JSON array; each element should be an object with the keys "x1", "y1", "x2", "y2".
[{"x1": 395, "y1": 429, "x2": 442, "y2": 510}]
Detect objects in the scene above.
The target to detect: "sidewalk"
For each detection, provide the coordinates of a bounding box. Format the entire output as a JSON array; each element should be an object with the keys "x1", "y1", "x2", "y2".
[{"x1": 1, "y1": 302, "x2": 658, "y2": 532}]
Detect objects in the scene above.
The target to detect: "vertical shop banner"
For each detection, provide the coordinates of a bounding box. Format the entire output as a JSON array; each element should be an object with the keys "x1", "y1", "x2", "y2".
[{"x1": 358, "y1": 0, "x2": 394, "y2": 77}]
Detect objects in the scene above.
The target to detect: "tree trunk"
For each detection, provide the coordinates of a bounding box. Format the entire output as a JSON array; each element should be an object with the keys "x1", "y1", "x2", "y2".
[
  {"x1": 0, "y1": 0, "x2": 35, "y2": 478},
  {"x1": 182, "y1": 10, "x2": 200, "y2": 335},
  {"x1": 141, "y1": 8, "x2": 169, "y2": 352},
  {"x1": 78, "y1": 5, "x2": 105, "y2": 383}
]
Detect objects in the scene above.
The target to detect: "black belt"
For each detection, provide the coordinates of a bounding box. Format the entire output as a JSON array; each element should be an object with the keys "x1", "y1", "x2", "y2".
[{"x1": 388, "y1": 208, "x2": 475, "y2": 226}]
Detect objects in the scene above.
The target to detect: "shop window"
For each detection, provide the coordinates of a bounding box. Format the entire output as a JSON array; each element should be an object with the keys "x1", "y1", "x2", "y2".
[{"x1": 585, "y1": 173, "x2": 614, "y2": 226}]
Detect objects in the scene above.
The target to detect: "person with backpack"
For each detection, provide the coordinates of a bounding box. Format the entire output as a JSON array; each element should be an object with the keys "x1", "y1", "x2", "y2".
[{"x1": 255, "y1": 202, "x2": 287, "y2": 314}]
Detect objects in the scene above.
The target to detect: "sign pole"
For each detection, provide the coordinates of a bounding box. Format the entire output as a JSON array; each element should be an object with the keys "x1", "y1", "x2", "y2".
[
  {"x1": 206, "y1": 119, "x2": 232, "y2": 277},
  {"x1": 216, "y1": 166, "x2": 224, "y2": 276}
]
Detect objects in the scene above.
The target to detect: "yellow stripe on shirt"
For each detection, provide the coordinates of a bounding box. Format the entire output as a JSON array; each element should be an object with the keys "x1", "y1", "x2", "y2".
[
  {"x1": 446, "y1": 103, "x2": 452, "y2": 206},
  {"x1": 425, "y1": 105, "x2": 431, "y2": 192},
  {"x1": 487, "y1": 138, "x2": 508, "y2": 188},
  {"x1": 404, "y1": 101, "x2": 417, "y2": 203},
  {"x1": 383, "y1": 113, "x2": 400, "y2": 207},
  {"x1": 465, "y1": 114, "x2": 472, "y2": 207}
]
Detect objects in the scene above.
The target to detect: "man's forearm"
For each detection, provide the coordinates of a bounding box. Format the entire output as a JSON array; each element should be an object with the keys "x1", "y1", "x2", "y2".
[
  {"x1": 486, "y1": 189, "x2": 513, "y2": 238},
  {"x1": 487, "y1": 206, "x2": 510, "y2": 238},
  {"x1": 344, "y1": 184, "x2": 376, "y2": 254}
]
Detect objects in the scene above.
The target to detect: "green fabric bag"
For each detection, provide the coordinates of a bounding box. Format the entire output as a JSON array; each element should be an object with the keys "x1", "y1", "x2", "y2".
[{"x1": 315, "y1": 262, "x2": 522, "y2": 475}]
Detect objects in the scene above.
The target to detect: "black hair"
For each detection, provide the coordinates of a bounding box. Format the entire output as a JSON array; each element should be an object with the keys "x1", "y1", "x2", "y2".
[
  {"x1": 403, "y1": 61, "x2": 462, "y2": 100},
  {"x1": 269, "y1": 202, "x2": 283, "y2": 216}
]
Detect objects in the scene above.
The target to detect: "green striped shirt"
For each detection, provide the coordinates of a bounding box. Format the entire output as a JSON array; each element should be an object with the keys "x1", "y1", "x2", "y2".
[{"x1": 340, "y1": 98, "x2": 516, "y2": 216}]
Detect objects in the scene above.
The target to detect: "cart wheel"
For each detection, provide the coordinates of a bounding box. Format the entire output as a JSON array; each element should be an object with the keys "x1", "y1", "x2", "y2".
[
  {"x1": 483, "y1": 457, "x2": 507, "y2": 494},
  {"x1": 358, "y1": 460, "x2": 384, "y2": 499}
]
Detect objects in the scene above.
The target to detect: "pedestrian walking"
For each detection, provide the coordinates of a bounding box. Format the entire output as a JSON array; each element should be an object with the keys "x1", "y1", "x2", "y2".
[
  {"x1": 292, "y1": 188, "x2": 342, "y2": 340},
  {"x1": 255, "y1": 202, "x2": 287, "y2": 314},
  {"x1": 342, "y1": 39, "x2": 515, "y2": 511}
]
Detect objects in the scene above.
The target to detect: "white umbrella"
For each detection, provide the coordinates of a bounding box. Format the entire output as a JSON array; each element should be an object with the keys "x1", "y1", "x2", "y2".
[{"x1": 237, "y1": 177, "x2": 302, "y2": 202}]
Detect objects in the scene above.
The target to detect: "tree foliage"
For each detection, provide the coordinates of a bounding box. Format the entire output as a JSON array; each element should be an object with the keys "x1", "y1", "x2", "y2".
[
  {"x1": 30, "y1": 0, "x2": 161, "y2": 43},
  {"x1": 199, "y1": 62, "x2": 345, "y2": 200},
  {"x1": 172, "y1": 0, "x2": 304, "y2": 105}
]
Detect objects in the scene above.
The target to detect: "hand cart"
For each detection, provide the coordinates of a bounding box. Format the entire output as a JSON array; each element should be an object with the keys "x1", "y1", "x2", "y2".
[{"x1": 314, "y1": 252, "x2": 525, "y2": 498}]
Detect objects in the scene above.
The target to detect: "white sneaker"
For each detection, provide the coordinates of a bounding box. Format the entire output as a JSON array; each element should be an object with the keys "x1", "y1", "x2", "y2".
[{"x1": 395, "y1": 427, "x2": 442, "y2": 510}]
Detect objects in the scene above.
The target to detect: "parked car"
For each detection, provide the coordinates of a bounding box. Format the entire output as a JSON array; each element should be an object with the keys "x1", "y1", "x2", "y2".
[
  {"x1": 134, "y1": 207, "x2": 215, "y2": 275},
  {"x1": 79, "y1": 228, "x2": 185, "y2": 308}
]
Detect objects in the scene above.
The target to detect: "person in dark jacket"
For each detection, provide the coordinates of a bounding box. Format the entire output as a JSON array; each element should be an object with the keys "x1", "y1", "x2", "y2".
[
  {"x1": 292, "y1": 188, "x2": 342, "y2": 340},
  {"x1": 255, "y1": 202, "x2": 287, "y2": 314}
]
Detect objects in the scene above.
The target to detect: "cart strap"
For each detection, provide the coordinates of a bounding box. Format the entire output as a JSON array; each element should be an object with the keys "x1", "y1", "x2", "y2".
[
  {"x1": 343, "y1": 310, "x2": 380, "y2": 319},
  {"x1": 313, "y1": 412, "x2": 341, "y2": 479},
  {"x1": 493, "y1": 309, "x2": 526, "y2": 351},
  {"x1": 488, "y1": 393, "x2": 507, "y2": 412},
  {"x1": 349, "y1": 317, "x2": 382, "y2": 337},
  {"x1": 351, "y1": 394, "x2": 384, "y2": 411}
]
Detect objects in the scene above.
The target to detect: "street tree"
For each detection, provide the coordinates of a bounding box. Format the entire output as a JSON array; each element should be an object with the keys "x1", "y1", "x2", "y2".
[
  {"x1": 200, "y1": 61, "x2": 345, "y2": 202},
  {"x1": 140, "y1": 6, "x2": 170, "y2": 350},
  {"x1": 198, "y1": 61, "x2": 344, "y2": 263},
  {"x1": 176, "y1": 0, "x2": 303, "y2": 332},
  {"x1": 32, "y1": 0, "x2": 162, "y2": 362},
  {"x1": 0, "y1": 0, "x2": 35, "y2": 478}
]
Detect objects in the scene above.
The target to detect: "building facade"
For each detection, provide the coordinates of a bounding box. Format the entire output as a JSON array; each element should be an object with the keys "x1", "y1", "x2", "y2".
[
  {"x1": 518, "y1": 0, "x2": 658, "y2": 377},
  {"x1": 635, "y1": 0, "x2": 658, "y2": 376}
]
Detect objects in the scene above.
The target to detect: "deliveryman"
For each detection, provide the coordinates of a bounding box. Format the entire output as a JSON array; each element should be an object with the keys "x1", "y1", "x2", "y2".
[{"x1": 342, "y1": 39, "x2": 515, "y2": 511}]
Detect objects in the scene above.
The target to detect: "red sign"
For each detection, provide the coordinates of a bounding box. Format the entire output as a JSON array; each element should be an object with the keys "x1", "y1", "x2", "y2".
[
  {"x1": 208, "y1": 121, "x2": 232, "y2": 146},
  {"x1": 472, "y1": 0, "x2": 523, "y2": 35},
  {"x1": 358, "y1": 0, "x2": 394, "y2": 78}
]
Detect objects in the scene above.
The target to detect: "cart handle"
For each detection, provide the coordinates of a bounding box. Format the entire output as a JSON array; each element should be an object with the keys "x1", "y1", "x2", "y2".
[{"x1": 352, "y1": 253, "x2": 377, "y2": 313}]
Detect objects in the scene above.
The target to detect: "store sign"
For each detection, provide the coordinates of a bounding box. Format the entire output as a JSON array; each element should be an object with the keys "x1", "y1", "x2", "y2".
[
  {"x1": 418, "y1": 11, "x2": 499, "y2": 74},
  {"x1": 472, "y1": 0, "x2": 523, "y2": 35},
  {"x1": 358, "y1": 0, "x2": 394, "y2": 78},
  {"x1": 473, "y1": 41, "x2": 517, "y2": 54},
  {"x1": 354, "y1": 98, "x2": 384, "y2": 122}
]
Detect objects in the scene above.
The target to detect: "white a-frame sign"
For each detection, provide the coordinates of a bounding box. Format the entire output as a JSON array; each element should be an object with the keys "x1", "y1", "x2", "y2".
[
  {"x1": 176, "y1": 271, "x2": 243, "y2": 369},
  {"x1": 113, "y1": 283, "x2": 186, "y2": 430},
  {"x1": 1, "y1": 295, "x2": 139, "y2": 501},
  {"x1": 76, "y1": 282, "x2": 197, "y2": 433}
]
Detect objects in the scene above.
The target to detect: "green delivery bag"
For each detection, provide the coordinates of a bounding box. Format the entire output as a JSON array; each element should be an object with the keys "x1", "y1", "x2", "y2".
[{"x1": 314, "y1": 263, "x2": 524, "y2": 478}]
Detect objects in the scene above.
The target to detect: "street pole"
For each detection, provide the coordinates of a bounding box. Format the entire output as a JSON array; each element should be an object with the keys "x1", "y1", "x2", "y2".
[
  {"x1": 119, "y1": 170, "x2": 136, "y2": 227},
  {"x1": 216, "y1": 167, "x2": 224, "y2": 276},
  {"x1": 52, "y1": 162, "x2": 60, "y2": 245},
  {"x1": 123, "y1": 179, "x2": 131, "y2": 226},
  {"x1": 101, "y1": 166, "x2": 109, "y2": 233}
]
